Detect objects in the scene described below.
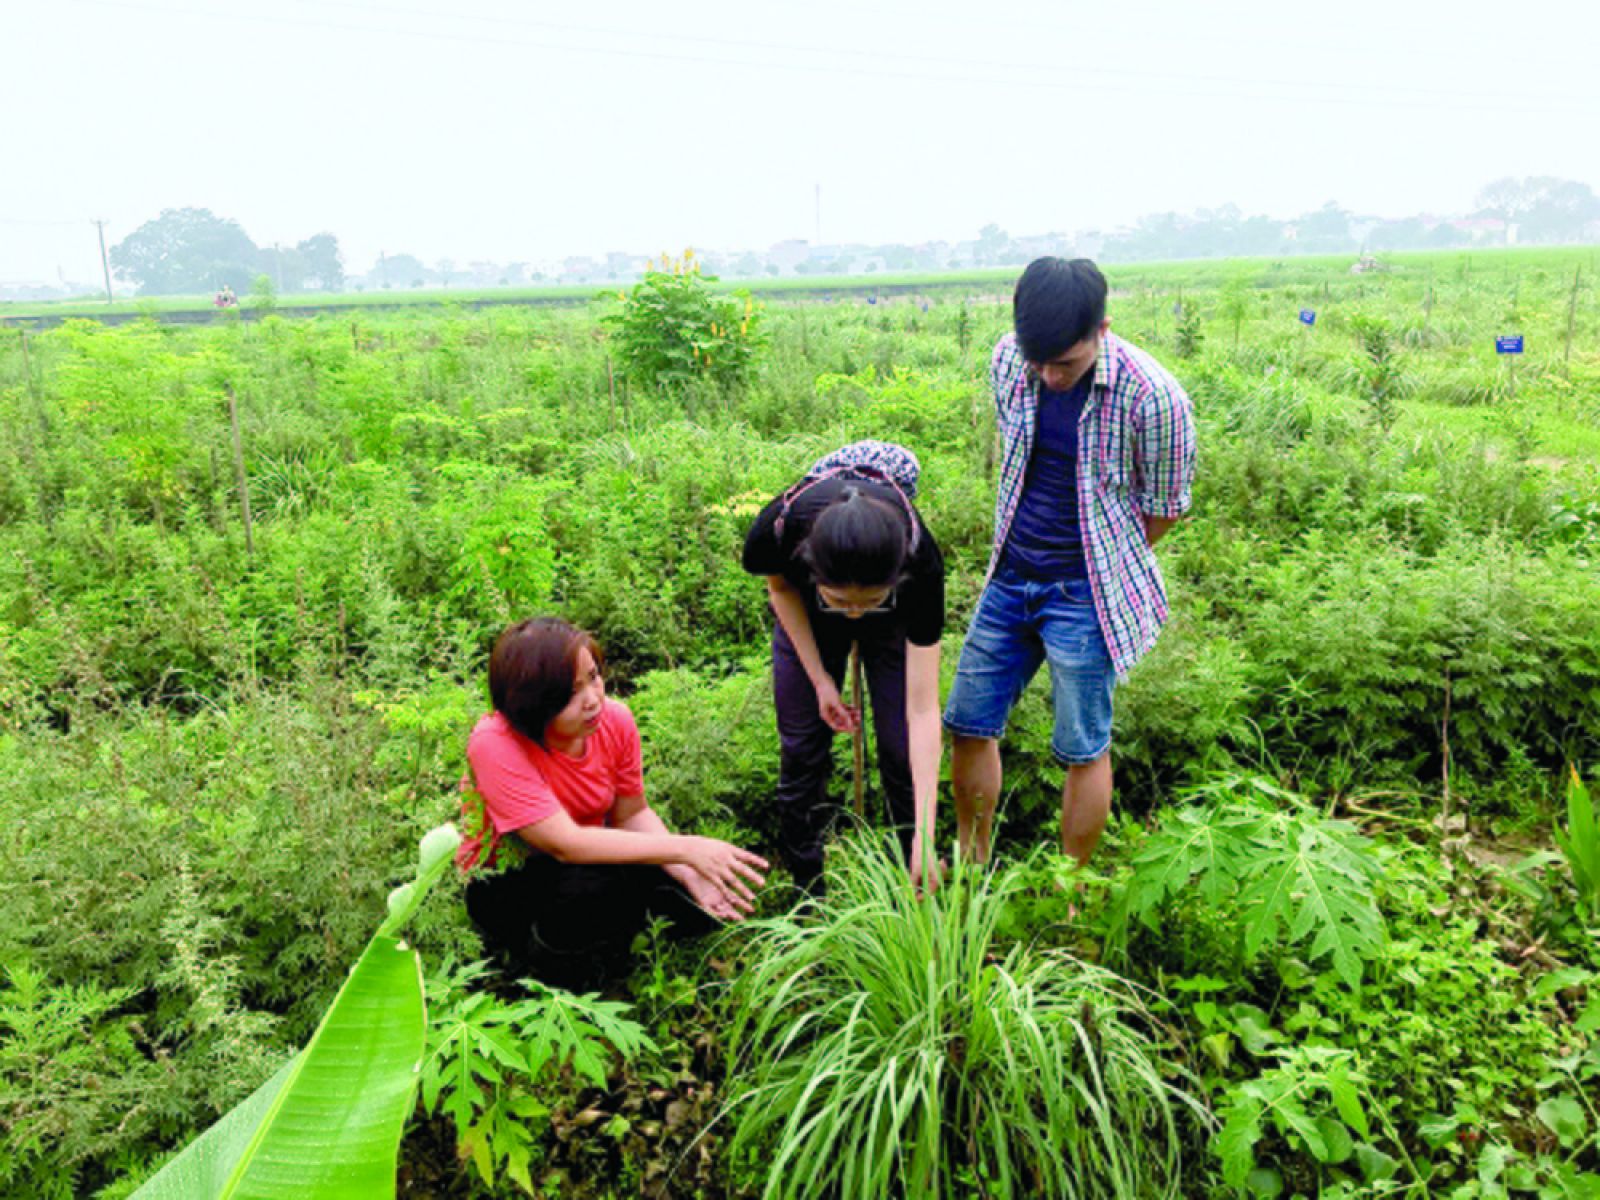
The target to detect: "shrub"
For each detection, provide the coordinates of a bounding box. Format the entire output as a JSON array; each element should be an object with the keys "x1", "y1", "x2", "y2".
[{"x1": 603, "y1": 251, "x2": 764, "y2": 394}]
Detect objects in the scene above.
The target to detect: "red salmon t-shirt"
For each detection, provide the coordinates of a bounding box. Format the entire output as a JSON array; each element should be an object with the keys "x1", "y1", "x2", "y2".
[{"x1": 455, "y1": 699, "x2": 644, "y2": 872}]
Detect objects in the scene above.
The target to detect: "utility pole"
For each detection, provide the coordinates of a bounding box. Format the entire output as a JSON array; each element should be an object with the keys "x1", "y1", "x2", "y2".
[
  {"x1": 273, "y1": 243, "x2": 284, "y2": 291},
  {"x1": 814, "y1": 182, "x2": 821, "y2": 247},
  {"x1": 93, "y1": 219, "x2": 113, "y2": 303}
]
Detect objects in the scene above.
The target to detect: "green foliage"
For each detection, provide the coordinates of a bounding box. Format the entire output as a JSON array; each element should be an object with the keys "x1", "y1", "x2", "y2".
[
  {"x1": 630, "y1": 658, "x2": 778, "y2": 837},
  {"x1": 420, "y1": 961, "x2": 654, "y2": 1194},
  {"x1": 725, "y1": 836, "x2": 1196, "y2": 1199},
  {"x1": 1555, "y1": 768, "x2": 1600, "y2": 919},
  {"x1": 1111, "y1": 780, "x2": 1386, "y2": 987},
  {"x1": 108, "y1": 207, "x2": 261, "y2": 295},
  {"x1": 603, "y1": 250, "x2": 764, "y2": 393},
  {"x1": 1219, "y1": 275, "x2": 1253, "y2": 352},
  {"x1": 1176, "y1": 297, "x2": 1205, "y2": 357},
  {"x1": 4, "y1": 249, "x2": 1600, "y2": 1193},
  {"x1": 1349, "y1": 312, "x2": 1409, "y2": 431},
  {"x1": 1215, "y1": 1046, "x2": 1375, "y2": 1192},
  {"x1": 248, "y1": 273, "x2": 277, "y2": 312},
  {"x1": 0, "y1": 966, "x2": 154, "y2": 1199},
  {"x1": 130, "y1": 823, "x2": 458, "y2": 1200}
]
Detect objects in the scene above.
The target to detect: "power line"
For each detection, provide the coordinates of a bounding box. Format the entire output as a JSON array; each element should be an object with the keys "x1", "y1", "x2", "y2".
[
  {"x1": 290, "y1": 0, "x2": 1590, "y2": 109},
  {"x1": 63, "y1": 0, "x2": 1600, "y2": 116}
]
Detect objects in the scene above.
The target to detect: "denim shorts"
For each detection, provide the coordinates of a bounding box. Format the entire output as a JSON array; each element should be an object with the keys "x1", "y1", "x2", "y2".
[{"x1": 942, "y1": 566, "x2": 1115, "y2": 765}]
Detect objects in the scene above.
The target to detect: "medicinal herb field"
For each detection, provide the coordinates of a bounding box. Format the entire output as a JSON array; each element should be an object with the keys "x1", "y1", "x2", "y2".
[{"x1": 2, "y1": 248, "x2": 1598, "y2": 1198}]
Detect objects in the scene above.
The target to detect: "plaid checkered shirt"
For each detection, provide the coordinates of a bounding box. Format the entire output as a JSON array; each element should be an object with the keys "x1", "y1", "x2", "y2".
[{"x1": 985, "y1": 330, "x2": 1197, "y2": 679}]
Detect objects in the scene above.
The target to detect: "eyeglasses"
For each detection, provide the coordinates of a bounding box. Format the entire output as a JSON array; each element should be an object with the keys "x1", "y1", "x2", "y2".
[{"x1": 816, "y1": 586, "x2": 896, "y2": 616}]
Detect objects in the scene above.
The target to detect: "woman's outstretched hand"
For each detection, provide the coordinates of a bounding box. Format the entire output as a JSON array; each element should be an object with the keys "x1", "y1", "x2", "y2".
[
  {"x1": 679, "y1": 869, "x2": 746, "y2": 921},
  {"x1": 680, "y1": 836, "x2": 769, "y2": 914},
  {"x1": 813, "y1": 675, "x2": 860, "y2": 733}
]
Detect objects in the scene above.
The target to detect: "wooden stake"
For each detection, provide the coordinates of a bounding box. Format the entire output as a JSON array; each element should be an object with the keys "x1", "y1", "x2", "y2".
[
  {"x1": 18, "y1": 328, "x2": 34, "y2": 397},
  {"x1": 850, "y1": 641, "x2": 865, "y2": 819},
  {"x1": 1440, "y1": 668, "x2": 1453, "y2": 841},
  {"x1": 1565, "y1": 267, "x2": 1581, "y2": 378},
  {"x1": 226, "y1": 384, "x2": 255, "y2": 558},
  {"x1": 606, "y1": 355, "x2": 617, "y2": 432}
]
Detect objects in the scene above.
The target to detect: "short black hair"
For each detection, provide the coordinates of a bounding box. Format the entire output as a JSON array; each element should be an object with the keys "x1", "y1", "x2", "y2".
[
  {"x1": 1013, "y1": 257, "x2": 1107, "y2": 364},
  {"x1": 488, "y1": 617, "x2": 604, "y2": 744},
  {"x1": 798, "y1": 489, "x2": 909, "y2": 588}
]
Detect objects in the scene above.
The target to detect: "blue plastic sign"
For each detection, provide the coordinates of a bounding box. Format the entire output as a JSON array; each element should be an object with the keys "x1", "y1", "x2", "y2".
[
  {"x1": 1496, "y1": 335, "x2": 1524, "y2": 354},
  {"x1": 1299, "y1": 309, "x2": 1316, "y2": 326}
]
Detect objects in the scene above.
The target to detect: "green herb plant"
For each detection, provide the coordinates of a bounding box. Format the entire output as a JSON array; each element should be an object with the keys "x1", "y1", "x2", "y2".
[
  {"x1": 420, "y1": 960, "x2": 654, "y2": 1195},
  {"x1": 1555, "y1": 768, "x2": 1600, "y2": 921},
  {"x1": 723, "y1": 834, "x2": 1198, "y2": 1200},
  {"x1": 1109, "y1": 778, "x2": 1387, "y2": 988}
]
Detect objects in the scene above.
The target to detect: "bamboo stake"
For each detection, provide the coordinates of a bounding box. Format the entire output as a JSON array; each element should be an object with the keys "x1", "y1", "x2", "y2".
[
  {"x1": 18, "y1": 328, "x2": 34, "y2": 398},
  {"x1": 606, "y1": 355, "x2": 617, "y2": 432},
  {"x1": 1565, "y1": 267, "x2": 1581, "y2": 378},
  {"x1": 226, "y1": 384, "x2": 255, "y2": 559},
  {"x1": 850, "y1": 641, "x2": 865, "y2": 818}
]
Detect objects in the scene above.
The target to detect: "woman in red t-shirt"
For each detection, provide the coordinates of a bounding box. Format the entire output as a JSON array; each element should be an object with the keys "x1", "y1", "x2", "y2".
[{"x1": 459, "y1": 617, "x2": 767, "y2": 985}]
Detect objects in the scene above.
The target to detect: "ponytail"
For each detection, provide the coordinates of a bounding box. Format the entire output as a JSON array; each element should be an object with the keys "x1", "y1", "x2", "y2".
[{"x1": 797, "y1": 488, "x2": 910, "y2": 587}]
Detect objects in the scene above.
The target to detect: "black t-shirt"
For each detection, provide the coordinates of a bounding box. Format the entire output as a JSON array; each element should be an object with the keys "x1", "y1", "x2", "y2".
[{"x1": 741, "y1": 477, "x2": 946, "y2": 646}]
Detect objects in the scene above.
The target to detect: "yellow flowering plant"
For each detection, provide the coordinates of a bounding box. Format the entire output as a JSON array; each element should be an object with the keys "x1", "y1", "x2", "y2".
[{"x1": 602, "y1": 250, "x2": 764, "y2": 394}]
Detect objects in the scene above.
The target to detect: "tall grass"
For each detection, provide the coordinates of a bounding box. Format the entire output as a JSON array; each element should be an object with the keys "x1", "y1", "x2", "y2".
[{"x1": 722, "y1": 835, "x2": 1198, "y2": 1199}]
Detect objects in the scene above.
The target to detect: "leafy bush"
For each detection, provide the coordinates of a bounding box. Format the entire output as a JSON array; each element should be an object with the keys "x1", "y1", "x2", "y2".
[
  {"x1": 0, "y1": 966, "x2": 157, "y2": 1199},
  {"x1": 1109, "y1": 780, "x2": 1387, "y2": 987},
  {"x1": 603, "y1": 250, "x2": 764, "y2": 394},
  {"x1": 724, "y1": 836, "x2": 1198, "y2": 1198},
  {"x1": 629, "y1": 658, "x2": 779, "y2": 839},
  {"x1": 420, "y1": 961, "x2": 654, "y2": 1194}
]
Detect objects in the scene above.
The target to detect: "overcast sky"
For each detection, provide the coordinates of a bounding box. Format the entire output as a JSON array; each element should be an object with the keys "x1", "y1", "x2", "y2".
[{"x1": 4, "y1": 0, "x2": 1597, "y2": 283}]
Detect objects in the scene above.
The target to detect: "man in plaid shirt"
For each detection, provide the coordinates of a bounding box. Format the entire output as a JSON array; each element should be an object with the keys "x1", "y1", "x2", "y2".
[{"x1": 943, "y1": 258, "x2": 1196, "y2": 868}]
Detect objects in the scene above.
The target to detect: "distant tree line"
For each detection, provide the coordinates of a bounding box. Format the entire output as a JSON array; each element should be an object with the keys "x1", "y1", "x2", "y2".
[
  {"x1": 106, "y1": 177, "x2": 1600, "y2": 297},
  {"x1": 110, "y1": 208, "x2": 344, "y2": 296},
  {"x1": 1098, "y1": 178, "x2": 1600, "y2": 263}
]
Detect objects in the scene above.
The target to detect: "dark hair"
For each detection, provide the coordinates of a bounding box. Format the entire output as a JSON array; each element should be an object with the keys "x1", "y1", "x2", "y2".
[
  {"x1": 488, "y1": 617, "x2": 604, "y2": 744},
  {"x1": 1013, "y1": 257, "x2": 1107, "y2": 365},
  {"x1": 798, "y1": 488, "x2": 909, "y2": 587}
]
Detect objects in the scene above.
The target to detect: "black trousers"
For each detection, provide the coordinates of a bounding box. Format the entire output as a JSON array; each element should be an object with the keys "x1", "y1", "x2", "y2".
[
  {"x1": 464, "y1": 855, "x2": 717, "y2": 991},
  {"x1": 771, "y1": 614, "x2": 915, "y2": 892}
]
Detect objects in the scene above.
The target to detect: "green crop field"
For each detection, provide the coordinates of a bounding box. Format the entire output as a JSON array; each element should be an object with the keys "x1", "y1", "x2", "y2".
[
  {"x1": 2, "y1": 248, "x2": 1598, "y2": 1198},
  {"x1": 0, "y1": 267, "x2": 1024, "y2": 323}
]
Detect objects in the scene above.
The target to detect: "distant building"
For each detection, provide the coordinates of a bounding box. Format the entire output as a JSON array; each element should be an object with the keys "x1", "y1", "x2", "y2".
[
  {"x1": 605, "y1": 251, "x2": 648, "y2": 278},
  {"x1": 560, "y1": 255, "x2": 601, "y2": 283},
  {"x1": 1448, "y1": 217, "x2": 1509, "y2": 244},
  {"x1": 765, "y1": 239, "x2": 810, "y2": 274}
]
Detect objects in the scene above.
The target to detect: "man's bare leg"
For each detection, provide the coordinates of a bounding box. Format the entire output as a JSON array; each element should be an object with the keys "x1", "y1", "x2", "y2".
[
  {"x1": 1061, "y1": 751, "x2": 1113, "y2": 866},
  {"x1": 951, "y1": 733, "x2": 1001, "y2": 865}
]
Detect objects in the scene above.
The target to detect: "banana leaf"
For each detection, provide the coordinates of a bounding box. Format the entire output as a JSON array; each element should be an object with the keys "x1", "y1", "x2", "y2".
[{"x1": 132, "y1": 825, "x2": 460, "y2": 1199}]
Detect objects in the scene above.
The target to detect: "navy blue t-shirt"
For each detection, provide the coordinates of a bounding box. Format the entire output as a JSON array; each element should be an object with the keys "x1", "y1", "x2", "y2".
[{"x1": 1001, "y1": 379, "x2": 1089, "y2": 580}]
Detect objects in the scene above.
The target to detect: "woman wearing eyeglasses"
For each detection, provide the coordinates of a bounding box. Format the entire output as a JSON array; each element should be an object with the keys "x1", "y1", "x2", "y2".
[{"x1": 741, "y1": 442, "x2": 946, "y2": 895}]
